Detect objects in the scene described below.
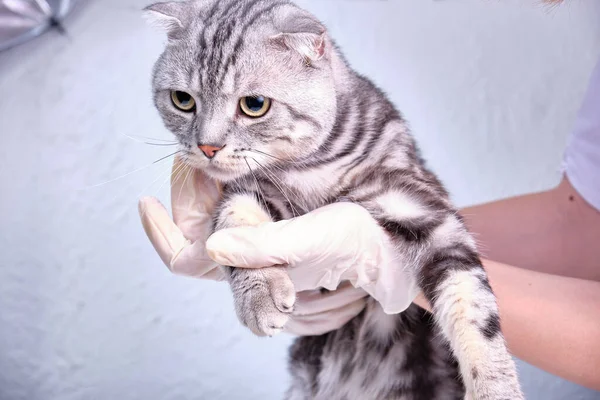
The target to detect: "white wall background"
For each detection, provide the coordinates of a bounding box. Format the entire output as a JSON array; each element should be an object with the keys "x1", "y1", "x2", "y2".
[{"x1": 0, "y1": 0, "x2": 599, "y2": 399}]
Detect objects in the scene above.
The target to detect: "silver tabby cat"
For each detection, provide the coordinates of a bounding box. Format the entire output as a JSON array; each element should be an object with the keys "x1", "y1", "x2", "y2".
[{"x1": 145, "y1": 1, "x2": 524, "y2": 399}]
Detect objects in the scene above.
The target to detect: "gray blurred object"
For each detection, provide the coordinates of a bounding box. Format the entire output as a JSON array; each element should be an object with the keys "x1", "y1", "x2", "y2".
[{"x1": 0, "y1": 0, "x2": 75, "y2": 51}]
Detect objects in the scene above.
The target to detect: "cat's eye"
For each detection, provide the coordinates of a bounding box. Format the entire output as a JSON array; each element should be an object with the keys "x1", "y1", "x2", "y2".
[
  {"x1": 239, "y1": 96, "x2": 271, "y2": 118},
  {"x1": 171, "y1": 90, "x2": 196, "y2": 112}
]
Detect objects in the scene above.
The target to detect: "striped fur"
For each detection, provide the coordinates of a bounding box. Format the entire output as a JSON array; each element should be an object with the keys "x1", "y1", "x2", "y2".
[{"x1": 147, "y1": 1, "x2": 524, "y2": 399}]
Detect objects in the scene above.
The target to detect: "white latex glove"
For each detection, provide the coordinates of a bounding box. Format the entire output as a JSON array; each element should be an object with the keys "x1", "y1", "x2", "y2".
[
  {"x1": 139, "y1": 157, "x2": 418, "y2": 335},
  {"x1": 139, "y1": 156, "x2": 225, "y2": 281},
  {"x1": 206, "y1": 202, "x2": 419, "y2": 312}
]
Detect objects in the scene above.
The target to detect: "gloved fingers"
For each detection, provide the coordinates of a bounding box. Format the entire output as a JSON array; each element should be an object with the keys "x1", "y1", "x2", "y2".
[
  {"x1": 206, "y1": 202, "x2": 379, "y2": 268},
  {"x1": 292, "y1": 282, "x2": 368, "y2": 316},
  {"x1": 206, "y1": 201, "x2": 419, "y2": 316},
  {"x1": 284, "y1": 295, "x2": 368, "y2": 336},
  {"x1": 170, "y1": 155, "x2": 222, "y2": 241},
  {"x1": 139, "y1": 196, "x2": 223, "y2": 279},
  {"x1": 139, "y1": 196, "x2": 186, "y2": 267},
  {"x1": 205, "y1": 220, "x2": 292, "y2": 268},
  {"x1": 170, "y1": 237, "x2": 226, "y2": 280}
]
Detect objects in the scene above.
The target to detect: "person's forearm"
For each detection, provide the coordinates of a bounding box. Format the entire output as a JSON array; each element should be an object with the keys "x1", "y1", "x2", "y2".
[
  {"x1": 460, "y1": 177, "x2": 600, "y2": 281},
  {"x1": 414, "y1": 259, "x2": 600, "y2": 390}
]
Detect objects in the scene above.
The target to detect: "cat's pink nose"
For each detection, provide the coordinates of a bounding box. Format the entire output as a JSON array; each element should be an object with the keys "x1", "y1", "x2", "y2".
[{"x1": 198, "y1": 144, "x2": 223, "y2": 159}]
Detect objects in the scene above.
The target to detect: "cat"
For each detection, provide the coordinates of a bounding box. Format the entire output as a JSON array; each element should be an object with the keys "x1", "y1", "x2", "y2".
[{"x1": 145, "y1": 1, "x2": 524, "y2": 399}]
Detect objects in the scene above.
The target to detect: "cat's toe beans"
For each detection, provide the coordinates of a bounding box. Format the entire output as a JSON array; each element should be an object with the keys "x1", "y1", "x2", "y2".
[
  {"x1": 234, "y1": 289, "x2": 291, "y2": 336},
  {"x1": 268, "y1": 273, "x2": 296, "y2": 314},
  {"x1": 244, "y1": 305, "x2": 289, "y2": 337},
  {"x1": 258, "y1": 298, "x2": 290, "y2": 333},
  {"x1": 258, "y1": 312, "x2": 289, "y2": 336},
  {"x1": 232, "y1": 267, "x2": 295, "y2": 336},
  {"x1": 274, "y1": 291, "x2": 295, "y2": 314}
]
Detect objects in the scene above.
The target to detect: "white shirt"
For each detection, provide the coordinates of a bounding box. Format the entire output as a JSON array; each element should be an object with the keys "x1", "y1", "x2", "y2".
[{"x1": 564, "y1": 57, "x2": 600, "y2": 211}]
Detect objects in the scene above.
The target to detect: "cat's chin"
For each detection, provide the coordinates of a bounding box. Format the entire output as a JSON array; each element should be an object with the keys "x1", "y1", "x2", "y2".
[
  {"x1": 183, "y1": 157, "x2": 246, "y2": 183},
  {"x1": 203, "y1": 165, "x2": 247, "y2": 183}
]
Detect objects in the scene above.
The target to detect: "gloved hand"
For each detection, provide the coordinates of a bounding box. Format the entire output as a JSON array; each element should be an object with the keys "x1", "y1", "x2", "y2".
[
  {"x1": 139, "y1": 155, "x2": 224, "y2": 281},
  {"x1": 139, "y1": 156, "x2": 418, "y2": 335}
]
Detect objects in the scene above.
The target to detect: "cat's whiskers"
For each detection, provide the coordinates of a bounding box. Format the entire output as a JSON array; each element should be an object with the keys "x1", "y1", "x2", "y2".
[
  {"x1": 243, "y1": 157, "x2": 273, "y2": 220},
  {"x1": 250, "y1": 158, "x2": 302, "y2": 217},
  {"x1": 175, "y1": 162, "x2": 195, "y2": 205},
  {"x1": 123, "y1": 133, "x2": 179, "y2": 146},
  {"x1": 141, "y1": 142, "x2": 179, "y2": 147},
  {"x1": 247, "y1": 149, "x2": 303, "y2": 166},
  {"x1": 170, "y1": 159, "x2": 189, "y2": 192},
  {"x1": 136, "y1": 161, "x2": 182, "y2": 221},
  {"x1": 153, "y1": 160, "x2": 186, "y2": 203},
  {"x1": 152, "y1": 150, "x2": 184, "y2": 164},
  {"x1": 259, "y1": 160, "x2": 311, "y2": 212},
  {"x1": 82, "y1": 149, "x2": 183, "y2": 189},
  {"x1": 257, "y1": 158, "x2": 287, "y2": 175}
]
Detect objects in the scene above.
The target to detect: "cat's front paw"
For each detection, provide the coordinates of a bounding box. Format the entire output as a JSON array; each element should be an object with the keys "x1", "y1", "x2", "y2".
[{"x1": 230, "y1": 266, "x2": 296, "y2": 337}]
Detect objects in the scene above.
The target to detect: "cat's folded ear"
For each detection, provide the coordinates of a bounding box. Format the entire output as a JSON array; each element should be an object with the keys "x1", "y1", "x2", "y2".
[
  {"x1": 143, "y1": 1, "x2": 192, "y2": 39},
  {"x1": 270, "y1": 6, "x2": 327, "y2": 63}
]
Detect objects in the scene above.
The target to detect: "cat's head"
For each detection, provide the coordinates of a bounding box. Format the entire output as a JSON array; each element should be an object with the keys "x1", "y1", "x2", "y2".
[{"x1": 145, "y1": 0, "x2": 338, "y2": 182}]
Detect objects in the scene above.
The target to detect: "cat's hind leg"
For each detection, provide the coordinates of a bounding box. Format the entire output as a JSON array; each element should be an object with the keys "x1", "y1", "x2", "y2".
[
  {"x1": 356, "y1": 184, "x2": 524, "y2": 399},
  {"x1": 419, "y1": 218, "x2": 524, "y2": 400}
]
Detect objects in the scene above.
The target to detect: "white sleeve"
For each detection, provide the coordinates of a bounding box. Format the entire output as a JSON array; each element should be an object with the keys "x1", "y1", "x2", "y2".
[{"x1": 563, "y1": 56, "x2": 600, "y2": 212}]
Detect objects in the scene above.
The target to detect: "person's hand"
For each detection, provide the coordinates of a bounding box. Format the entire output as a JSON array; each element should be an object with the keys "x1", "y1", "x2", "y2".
[
  {"x1": 206, "y1": 202, "x2": 420, "y2": 335},
  {"x1": 138, "y1": 157, "x2": 370, "y2": 334},
  {"x1": 139, "y1": 155, "x2": 225, "y2": 280},
  {"x1": 139, "y1": 156, "x2": 418, "y2": 335}
]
